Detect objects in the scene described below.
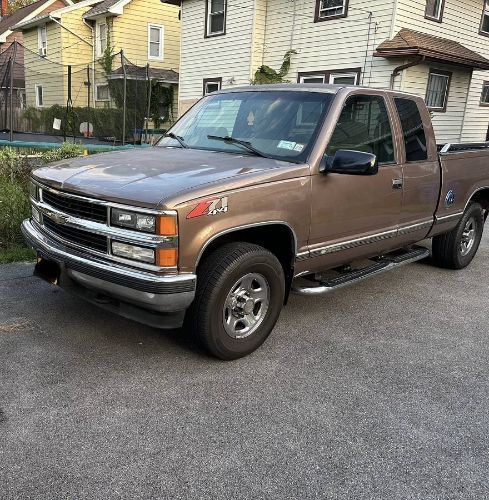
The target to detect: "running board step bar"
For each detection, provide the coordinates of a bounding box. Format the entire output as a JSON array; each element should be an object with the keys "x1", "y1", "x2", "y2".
[{"x1": 292, "y1": 246, "x2": 430, "y2": 296}]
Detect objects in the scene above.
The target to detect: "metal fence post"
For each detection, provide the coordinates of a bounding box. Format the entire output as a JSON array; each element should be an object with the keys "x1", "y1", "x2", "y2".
[
  {"x1": 145, "y1": 63, "x2": 151, "y2": 144},
  {"x1": 9, "y1": 41, "x2": 17, "y2": 142},
  {"x1": 121, "y1": 50, "x2": 127, "y2": 146}
]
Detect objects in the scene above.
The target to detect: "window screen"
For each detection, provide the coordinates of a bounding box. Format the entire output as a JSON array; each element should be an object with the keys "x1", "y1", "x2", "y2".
[
  {"x1": 426, "y1": 72, "x2": 450, "y2": 109},
  {"x1": 326, "y1": 94, "x2": 394, "y2": 164},
  {"x1": 394, "y1": 98, "x2": 428, "y2": 162}
]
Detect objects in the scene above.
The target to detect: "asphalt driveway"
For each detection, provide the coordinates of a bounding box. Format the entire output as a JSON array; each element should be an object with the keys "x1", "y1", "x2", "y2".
[{"x1": 1, "y1": 234, "x2": 488, "y2": 499}]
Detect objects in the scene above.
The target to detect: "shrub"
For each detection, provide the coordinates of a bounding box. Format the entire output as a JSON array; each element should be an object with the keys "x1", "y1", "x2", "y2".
[
  {"x1": 41, "y1": 142, "x2": 84, "y2": 163},
  {"x1": 0, "y1": 148, "x2": 31, "y2": 249}
]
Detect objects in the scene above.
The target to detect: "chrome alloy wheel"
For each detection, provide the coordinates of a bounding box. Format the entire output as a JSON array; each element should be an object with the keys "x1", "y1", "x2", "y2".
[
  {"x1": 460, "y1": 217, "x2": 476, "y2": 257},
  {"x1": 222, "y1": 273, "x2": 270, "y2": 339}
]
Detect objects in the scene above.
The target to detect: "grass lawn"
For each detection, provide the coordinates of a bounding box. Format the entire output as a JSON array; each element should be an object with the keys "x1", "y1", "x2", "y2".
[{"x1": 0, "y1": 246, "x2": 35, "y2": 264}]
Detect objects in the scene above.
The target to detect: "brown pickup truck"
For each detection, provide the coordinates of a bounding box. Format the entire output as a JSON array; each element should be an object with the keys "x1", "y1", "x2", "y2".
[{"x1": 22, "y1": 84, "x2": 489, "y2": 359}]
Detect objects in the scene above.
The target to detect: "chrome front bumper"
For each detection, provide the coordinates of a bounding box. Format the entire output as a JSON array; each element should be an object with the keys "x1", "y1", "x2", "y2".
[{"x1": 22, "y1": 219, "x2": 197, "y2": 328}]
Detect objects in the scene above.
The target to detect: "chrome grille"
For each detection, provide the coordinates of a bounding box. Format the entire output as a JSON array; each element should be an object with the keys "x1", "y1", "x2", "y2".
[
  {"x1": 44, "y1": 217, "x2": 108, "y2": 253},
  {"x1": 42, "y1": 190, "x2": 107, "y2": 223}
]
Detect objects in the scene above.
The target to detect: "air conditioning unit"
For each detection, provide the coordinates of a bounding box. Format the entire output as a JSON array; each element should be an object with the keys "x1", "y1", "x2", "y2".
[{"x1": 39, "y1": 47, "x2": 47, "y2": 57}]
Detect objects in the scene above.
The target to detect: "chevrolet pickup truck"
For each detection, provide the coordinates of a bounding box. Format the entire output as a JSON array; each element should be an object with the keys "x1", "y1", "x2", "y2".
[{"x1": 22, "y1": 84, "x2": 489, "y2": 359}]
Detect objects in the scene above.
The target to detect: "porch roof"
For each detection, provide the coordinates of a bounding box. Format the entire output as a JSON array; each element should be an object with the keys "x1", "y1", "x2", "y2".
[
  {"x1": 375, "y1": 28, "x2": 489, "y2": 71},
  {"x1": 109, "y1": 66, "x2": 179, "y2": 84}
]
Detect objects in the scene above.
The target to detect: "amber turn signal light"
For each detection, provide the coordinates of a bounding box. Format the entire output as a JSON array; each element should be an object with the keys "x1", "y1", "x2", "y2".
[
  {"x1": 157, "y1": 215, "x2": 178, "y2": 236},
  {"x1": 156, "y1": 248, "x2": 178, "y2": 267}
]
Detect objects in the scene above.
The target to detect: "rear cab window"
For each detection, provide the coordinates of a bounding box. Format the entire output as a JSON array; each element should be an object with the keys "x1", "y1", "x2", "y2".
[{"x1": 394, "y1": 98, "x2": 428, "y2": 162}]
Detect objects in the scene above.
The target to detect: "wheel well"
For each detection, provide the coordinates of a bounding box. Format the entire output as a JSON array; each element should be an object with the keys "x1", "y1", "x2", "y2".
[
  {"x1": 469, "y1": 188, "x2": 489, "y2": 219},
  {"x1": 197, "y1": 225, "x2": 296, "y2": 303}
]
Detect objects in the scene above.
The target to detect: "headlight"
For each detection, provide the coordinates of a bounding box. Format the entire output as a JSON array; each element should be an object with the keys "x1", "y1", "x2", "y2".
[
  {"x1": 111, "y1": 241, "x2": 155, "y2": 263},
  {"x1": 111, "y1": 208, "x2": 156, "y2": 233},
  {"x1": 29, "y1": 181, "x2": 39, "y2": 201},
  {"x1": 111, "y1": 209, "x2": 178, "y2": 235}
]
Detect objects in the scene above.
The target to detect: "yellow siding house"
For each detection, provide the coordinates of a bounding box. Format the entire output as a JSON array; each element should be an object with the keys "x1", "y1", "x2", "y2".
[{"x1": 13, "y1": 0, "x2": 180, "y2": 119}]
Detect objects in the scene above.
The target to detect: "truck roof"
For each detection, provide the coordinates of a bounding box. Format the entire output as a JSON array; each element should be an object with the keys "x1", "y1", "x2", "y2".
[{"x1": 213, "y1": 83, "x2": 420, "y2": 99}]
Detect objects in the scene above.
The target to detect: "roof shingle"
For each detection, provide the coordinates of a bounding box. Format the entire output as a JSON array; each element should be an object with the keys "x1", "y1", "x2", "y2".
[
  {"x1": 83, "y1": 0, "x2": 120, "y2": 18},
  {"x1": 0, "y1": 0, "x2": 52, "y2": 35},
  {"x1": 375, "y1": 28, "x2": 489, "y2": 70}
]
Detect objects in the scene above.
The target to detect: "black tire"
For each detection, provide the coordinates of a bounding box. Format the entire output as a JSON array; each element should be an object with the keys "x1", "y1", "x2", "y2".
[
  {"x1": 186, "y1": 242, "x2": 285, "y2": 360},
  {"x1": 432, "y1": 202, "x2": 484, "y2": 269}
]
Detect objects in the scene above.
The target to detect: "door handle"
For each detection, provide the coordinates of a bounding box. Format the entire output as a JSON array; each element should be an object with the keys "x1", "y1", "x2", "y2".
[{"x1": 392, "y1": 179, "x2": 403, "y2": 190}]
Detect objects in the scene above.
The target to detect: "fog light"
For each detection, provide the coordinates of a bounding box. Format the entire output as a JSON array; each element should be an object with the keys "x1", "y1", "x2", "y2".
[
  {"x1": 32, "y1": 206, "x2": 41, "y2": 223},
  {"x1": 111, "y1": 241, "x2": 155, "y2": 263}
]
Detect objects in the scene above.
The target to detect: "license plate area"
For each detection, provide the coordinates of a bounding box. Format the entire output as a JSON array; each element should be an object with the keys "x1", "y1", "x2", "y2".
[{"x1": 34, "y1": 256, "x2": 61, "y2": 285}]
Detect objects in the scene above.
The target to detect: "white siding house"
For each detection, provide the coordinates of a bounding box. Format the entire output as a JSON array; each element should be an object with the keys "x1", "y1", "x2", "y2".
[{"x1": 165, "y1": 0, "x2": 489, "y2": 143}]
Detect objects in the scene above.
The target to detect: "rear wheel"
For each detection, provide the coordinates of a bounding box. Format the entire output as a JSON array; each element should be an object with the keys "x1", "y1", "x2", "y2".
[
  {"x1": 186, "y1": 242, "x2": 285, "y2": 360},
  {"x1": 432, "y1": 202, "x2": 484, "y2": 269}
]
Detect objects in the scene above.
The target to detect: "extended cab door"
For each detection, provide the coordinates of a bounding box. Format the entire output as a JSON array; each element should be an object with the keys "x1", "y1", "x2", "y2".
[
  {"x1": 392, "y1": 97, "x2": 439, "y2": 245},
  {"x1": 307, "y1": 91, "x2": 403, "y2": 270}
]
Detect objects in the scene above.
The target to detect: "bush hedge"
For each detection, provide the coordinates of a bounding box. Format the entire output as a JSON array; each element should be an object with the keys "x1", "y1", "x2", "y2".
[{"x1": 0, "y1": 145, "x2": 85, "y2": 259}]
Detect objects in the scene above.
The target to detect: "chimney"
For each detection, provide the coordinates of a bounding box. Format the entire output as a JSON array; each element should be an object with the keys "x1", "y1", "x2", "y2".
[{"x1": 1, "y1": 0, "x2": 7, "y2": 19}]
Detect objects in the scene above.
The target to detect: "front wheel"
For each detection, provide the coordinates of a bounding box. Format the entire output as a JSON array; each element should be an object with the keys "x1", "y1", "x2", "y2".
[
  {"x1": 186, "y1": 242, "x2": 285, "y2": 360},
  {"x1": 432, "y1": 202, "x2": 484, "y2": 269}
]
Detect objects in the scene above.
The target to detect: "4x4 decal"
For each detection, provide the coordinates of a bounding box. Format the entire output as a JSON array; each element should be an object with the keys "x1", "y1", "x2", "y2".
[{"x1": 186, "y1": 196, "x2": 229, "y2": 219}]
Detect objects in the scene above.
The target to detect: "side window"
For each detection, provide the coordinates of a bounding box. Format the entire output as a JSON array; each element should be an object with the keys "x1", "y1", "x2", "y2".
[
  {"x1": 326, "y1": 94, "x2": 394, "y2": 164},
  {"x1": 394, "y1": 98, "x2": 428, "y2": 162}
]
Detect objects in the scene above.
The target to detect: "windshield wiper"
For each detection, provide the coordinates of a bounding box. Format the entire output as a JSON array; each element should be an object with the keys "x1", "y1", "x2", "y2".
[
  {"x1": 207, "y1": 135, "x2": 273, "y2": 159},
  {"x1": 164, "y1": 132, "x2": 188, "y2": 148}
]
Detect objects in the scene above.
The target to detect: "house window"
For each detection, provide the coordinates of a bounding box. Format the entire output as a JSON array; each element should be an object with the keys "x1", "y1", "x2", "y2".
[
  {"x1": 203, "y1": 77, "x2": 222, "y2": 95},
  {"x1": 95, "y1": 84, "x2": 110, "y2": 101},
  {"x1": 298, "y1": 68, "x2": 360, "y2": 85},
  {"x1": 38, "y1": 25, "x2": 47, "y2": 56},
  {"x1": 481, "y1": 82, "x2": 489, "y2": 105},
  {"x1": 148, "y1": 24, "x2": 164, "y2": 60},
  {"x1": 299, "y1": 75, "x2": 326, "y2": 84},
  {"x1": 35, "y1": 85, "x2": 44, "y2": 107},
  {"x1": 425, "y1": 0, "x2": 445, "y2": 22},
  {"x1": 315, "y1": 0, "x2": 349, "y2": 21},
  {"x1": 96, "y1": 21, "x2": 108, "y2": 57},
  {"x1": 206, "y1": 0, "x2": 226, "y2": 37},
  {"x1": 425, "y1": 70, "x2": 451, "y2": 111},
  {"x1": 329, "y1": 72, "x2": 358, "y2": 85},
  {"x1": 481, "y1": 0, "x2": 489, "y2": 35}
]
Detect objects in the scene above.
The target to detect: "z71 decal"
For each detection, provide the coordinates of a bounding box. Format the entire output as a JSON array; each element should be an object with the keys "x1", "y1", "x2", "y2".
[{"x1": 186, "y1": 197, "x2": 229, "y2": 219}]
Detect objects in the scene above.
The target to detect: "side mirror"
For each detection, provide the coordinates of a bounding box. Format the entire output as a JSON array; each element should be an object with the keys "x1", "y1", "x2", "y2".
[{"x1": 320, "y1": 149, "x2": 379, "y2": 176}]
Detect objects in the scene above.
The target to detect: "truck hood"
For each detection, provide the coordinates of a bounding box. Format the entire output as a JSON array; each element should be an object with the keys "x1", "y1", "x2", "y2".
[{"x1": 32, "y1": 147, "x2": 309, "y2": 208}]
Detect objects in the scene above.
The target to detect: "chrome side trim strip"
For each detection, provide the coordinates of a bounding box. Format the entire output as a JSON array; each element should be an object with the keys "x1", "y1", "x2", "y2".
[
  {"x1": 435, "y1": 211, "x2": 464, "y2": 224},
  {"x1": 398, "y1": 220, "x2": 433, "y2": 235},
  {"x1": 308, "y1": 229, "x2": 398, "y2": 258},
  {"x1": 296, "y1": 251, "x2": 310, "y2": 261}
]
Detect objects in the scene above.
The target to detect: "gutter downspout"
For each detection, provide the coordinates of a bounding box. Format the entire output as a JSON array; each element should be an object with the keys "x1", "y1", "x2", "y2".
[
  {"x1": 82, "y1": 18, "x2": 96, "y2": 108},
  {"x1": 390, "y1": 56, "x2": 425, "y2": 90},
  {"x1": 459, "y1": 69, "x2": 473, "y2": 142}
]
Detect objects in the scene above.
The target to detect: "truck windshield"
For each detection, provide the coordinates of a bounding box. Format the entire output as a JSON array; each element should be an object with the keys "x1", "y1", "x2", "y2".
[{"x1": 157, "y1": 90, "x2": 334, "y2": 163}]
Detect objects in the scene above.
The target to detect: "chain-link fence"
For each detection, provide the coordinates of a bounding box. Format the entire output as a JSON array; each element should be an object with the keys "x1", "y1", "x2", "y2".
[{"x1": 0, "y1": 41, "x2": 178, "y2": 146}]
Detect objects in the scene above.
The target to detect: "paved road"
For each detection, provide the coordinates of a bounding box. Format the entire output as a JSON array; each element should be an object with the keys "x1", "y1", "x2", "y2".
[{"x1": 1, "y1": 235, "x2": 488, "y2": 500}]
